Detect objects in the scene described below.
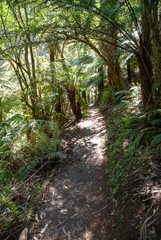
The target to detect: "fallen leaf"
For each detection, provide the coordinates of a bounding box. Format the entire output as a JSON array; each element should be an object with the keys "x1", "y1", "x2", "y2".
[
  {"x1": 40, "y1": 212, "x2": 46, "y2": 219},
  {"x1": 18, "y1": 227, "x2": 28, "y2": 240},
  {"x1": 35, "y1": 214, "x2": 39, "y2": 222},
  {"x1": 41, "y1": 223, "x2": 49, "y2": 234}
]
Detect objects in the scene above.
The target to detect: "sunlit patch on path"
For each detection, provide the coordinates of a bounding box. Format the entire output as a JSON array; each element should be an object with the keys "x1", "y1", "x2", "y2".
[{"x1": 29, "y1": 106, "x2": 111, "y2": 240}]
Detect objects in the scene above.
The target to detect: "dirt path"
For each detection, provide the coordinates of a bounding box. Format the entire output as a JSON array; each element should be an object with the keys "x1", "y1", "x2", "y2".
[{"x1": 29, "y1": 106, "x2": 112, "y2": 240}]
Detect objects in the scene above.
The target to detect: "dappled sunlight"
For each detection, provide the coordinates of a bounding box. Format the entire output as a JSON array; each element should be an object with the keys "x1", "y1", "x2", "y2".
[
  {"x1": 138, "y1": 180, "x2": 161, "y2": 239},
  {"x1": 48, "y1": 186, "x2": 64, "y2": 208},
  {"x1": 140, "y1": 182, "x2": 161, "y2": 204},
  {"x1": 78, "y1": 120, "x2": 94, "y2": 128},
  {"x1": 76, "y1": 107, "x2": 106, "y2": 167},
  {"x1": 32, "y1": 172, "x2": 108, "y2": 239},
  {"x1": 49, "y1": 186, "x2": 58, "y2": 196},
  {"x1": 83, "y1": 230, "x2": 94, "y2": 240},
  {"x1": 30, "y1": 107, "x2": 108, "y2": 240}
]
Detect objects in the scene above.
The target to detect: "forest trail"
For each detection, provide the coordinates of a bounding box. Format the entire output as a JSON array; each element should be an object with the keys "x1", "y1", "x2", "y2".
[{"x1": 29, "y1": 106, "x2": 112, "y2": 240}]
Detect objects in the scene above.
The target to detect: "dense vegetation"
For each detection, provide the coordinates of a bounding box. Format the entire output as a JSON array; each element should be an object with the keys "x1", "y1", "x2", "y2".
[{"x1": 0, "y1": 0, "x2": 160, "y2": 239}]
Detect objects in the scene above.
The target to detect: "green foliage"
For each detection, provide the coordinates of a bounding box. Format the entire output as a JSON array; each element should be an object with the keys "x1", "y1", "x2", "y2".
[
  {"x1": 150, "y1": 134, "x2": 161, "y2": 147},
  {"x1": 0, "y1": 113, "x2": 62, "y2": 239},
  {"x1": 150, "y1": 119, "x2": 161, "y2": 127},
  {"x1": 86, "y1": 75, "x2": 100, "y2": 88},
  {"x1": 114, "y1": 90, "x2": 132, "y2": 103},
  {"x1": 0, "y1": 191, "x2": 23, "y2": 239},
  {"x1": 99, "y1": 88, "x2": 133, "y2": 110},
  {"x1": 0, "y1": 168, "x2": 12, "y2": 184},
  {"x1": 0, "y1": 195, "x2": 20, "y2": 223},
  {"x1": 105, "y1": 85, "x2": 156, "y2": 198},
  {"x1": 73, "y1": 55, "x2": 93, "y2": 66},
  {"x1": 34, "y1": 123, "x2": 61, "y2": 158},
  {"x1": 0, "y1": 0, "x2": 160, "y2": 237},
  {"x1": 124, "y1": 114, "x2": 130, "y2": 128},
  {"x1": 99, "y1": 89, "x2": 112, "y2": 109}
]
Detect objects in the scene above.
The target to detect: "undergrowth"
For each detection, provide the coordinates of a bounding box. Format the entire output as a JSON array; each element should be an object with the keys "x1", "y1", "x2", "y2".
[
  {"x1": 104, "y1": 85, "x2": 161, "y2": 198},
  {"x1": 0, "y1": 117, "x2": 62, "y2": 239}
]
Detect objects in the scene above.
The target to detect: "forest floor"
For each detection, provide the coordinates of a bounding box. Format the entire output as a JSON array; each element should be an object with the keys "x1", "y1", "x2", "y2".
[{"x1": 28, "y1": 106, "x2": 140, "y2": 240}]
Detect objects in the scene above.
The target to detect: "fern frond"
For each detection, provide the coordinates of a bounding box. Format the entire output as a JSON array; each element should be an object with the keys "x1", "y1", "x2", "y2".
[{"x1": 150, "y1": 134, "x2": 161, "y2": 147}]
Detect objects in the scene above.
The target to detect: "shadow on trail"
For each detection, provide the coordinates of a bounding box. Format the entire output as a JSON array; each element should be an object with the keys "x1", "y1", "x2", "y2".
[{"x1": 29, "y1": 106, "x2": 112, "y2": 240}]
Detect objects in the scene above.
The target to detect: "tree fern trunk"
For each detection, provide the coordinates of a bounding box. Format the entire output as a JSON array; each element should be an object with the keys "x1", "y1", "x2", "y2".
[{"x1": 67, "y1": 87, "x2": 82, "y2": 119}]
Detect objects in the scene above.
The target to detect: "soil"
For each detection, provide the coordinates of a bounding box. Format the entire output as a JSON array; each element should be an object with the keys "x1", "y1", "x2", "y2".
[{"x1": 28, "y1": 106, "x2": 139, "y2": 240}]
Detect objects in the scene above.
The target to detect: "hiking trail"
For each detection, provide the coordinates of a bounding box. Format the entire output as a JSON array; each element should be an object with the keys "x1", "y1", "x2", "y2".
[{"x1": 29, "y1": 106, "x2": 113, "y2": 240}]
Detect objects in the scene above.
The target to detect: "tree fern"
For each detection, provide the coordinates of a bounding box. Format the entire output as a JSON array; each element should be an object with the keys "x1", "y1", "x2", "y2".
[{"x1": 73, "y1": 55, "x2": 94, "y2": 66}]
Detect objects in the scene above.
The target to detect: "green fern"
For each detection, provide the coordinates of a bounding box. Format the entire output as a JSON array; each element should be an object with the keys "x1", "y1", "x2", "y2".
[
  {"x1": 134, "y1": 133, "x2": 144, "y2": 147},
  {"x1": 124, "y1": 114, "x2": 130, "y2": 128},
  {"x1": 0, "y1": 169, "x2": 12, "y2": 184},
  {"x1": 0, "y1": 195, "x2": 20, "y2": 223},
  {"x1": 150, "y1": 119, "x2": 161, "y2": 127},
  {"x1": 73, "y1": 55, "x2": 93, "y2": 66},
  {"x1": 150, "y1": 134, "x2": 161, "y2": 147}
]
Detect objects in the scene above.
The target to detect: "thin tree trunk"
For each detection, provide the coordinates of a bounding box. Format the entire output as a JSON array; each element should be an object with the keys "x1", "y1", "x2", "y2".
[
  {"x1": 0, "y1": 97, "x2": 3, "y2": 122},
  {"x1": 127, "y1": 59, "x2": 132, "y2": 84},
  {"x1": 97, "y1": 66, "x2": 104, "y2": 102},
  {"x1": 88, "y1": 93, "x2": 90, "y2": 104}
]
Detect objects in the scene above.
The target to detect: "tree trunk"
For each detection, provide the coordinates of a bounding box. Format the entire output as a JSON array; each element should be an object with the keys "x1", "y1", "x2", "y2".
[
  {"x1": 57, "y1": 45, "x2": 82, "y2": 119},
  {"x1": 88, "y1": 93, "x2": 90, "y2": 104},
  {"x1": 151, "y1": 1, "x2": 161, "y2": 103},
  {"x1": 0, "y1": 97, "x2": 3, "y2": 122},
  {"x1": 66, "y1": 87, "x2": 82, "y2": 119},
  {"x1": 55, "y1": 100, "x2": 62, "y2": 114},
  {"x1": 99, "y1": 41, "x2": 122, "y2": 90},
  {"x1": 137, "y1": 3, "x2": 154, "y2": 111},
  {"x1": 97, "y1": 66, "x2": 104, "y2": 102},
  {"x1": 137, "y1": 54, "x2": 153, "y2": 111},
  {"x1": 82, "y1": 90, "x2": 87, "y2": 104},
  {"x1": 107, "y1": 66, "x2": 113, "y2": 89},
  {"x1": 127, "y1": 59, "x2": 132, "y2": 84}
]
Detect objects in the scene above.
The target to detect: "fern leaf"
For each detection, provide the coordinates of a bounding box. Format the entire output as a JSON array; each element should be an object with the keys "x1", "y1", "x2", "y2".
[
  {"x1": 73, "y1": 55, "x2": 93, "y2": 66},
  {"x1": 150, "y1": 119, "x2": 161, "y2": 127},
  {"x1": 150, "y1": 134, "x2": 161, "y2": 147}
]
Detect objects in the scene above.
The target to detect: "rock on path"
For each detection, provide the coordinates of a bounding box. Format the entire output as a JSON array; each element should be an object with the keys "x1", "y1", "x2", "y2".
[{"x1": 29, "y1": 106, "x2": 112, "y2": 240}]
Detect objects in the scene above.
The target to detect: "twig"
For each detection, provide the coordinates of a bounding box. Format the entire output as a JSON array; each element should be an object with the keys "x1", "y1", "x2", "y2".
[
  {"x1": 146, "y1": 216, "x2": 158, "y2": 228},
  {"x1": 62, "y1": 226, "x2": 67, "y2": 235},
  {"x1": 92, "y1": 205, "x2": 108, "y2": 215},
  {"x1": 140, "y1": 203, "x2": 157, "y2": 240},
  {"x1": 51, "y1": 222, "x2": 65, "y2": 230},
  {"x1": 140, "y1": 216, "x2": 152, "y2": 240},
  {"x1": 11, "y1": 158, "x2": 52, "y2": 195},
  {"x1": 141, "y1": 130, "x2": 161, "y2": 134},
  {"x1": 63, "y1": 194, "x2": 73, "y2": 204},
  {"x1": 120, "y1": 168, "x2": 141, "y2": 183}
]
